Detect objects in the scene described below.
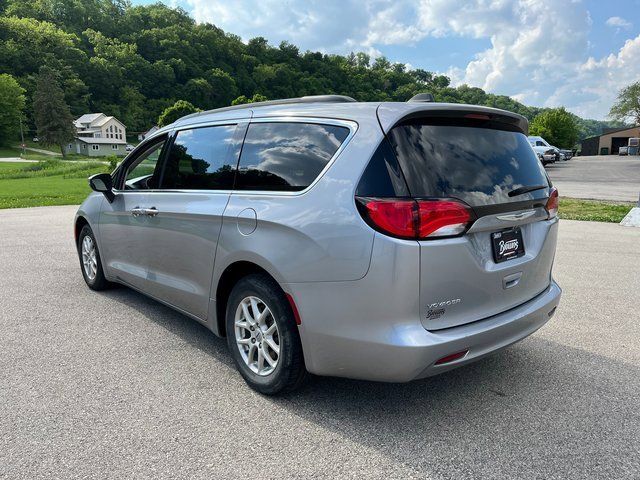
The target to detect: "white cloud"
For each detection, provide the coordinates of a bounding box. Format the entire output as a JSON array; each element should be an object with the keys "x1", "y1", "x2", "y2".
[
  {"x1": 605, "y1": 16, "x2": 632, "y2": 29},
  {"x1": 184, "y1": 0, "x2": 640, "y2": 119}
]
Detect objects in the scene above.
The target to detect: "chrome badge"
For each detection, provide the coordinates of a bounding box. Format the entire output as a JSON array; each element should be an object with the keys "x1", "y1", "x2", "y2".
[{"x1": 426, "y1": 298, "x2": 461, "y2": 320}]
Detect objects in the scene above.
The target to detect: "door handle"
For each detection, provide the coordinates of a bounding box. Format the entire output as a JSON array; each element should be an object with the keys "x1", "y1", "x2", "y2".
[
  {"x1": 131, "y1": 206, "x2": 145, "y2": 217},
  {"x1": 143, "y1": 207, "x2": 159, "y2": 217},
  {"x1": 503, "y1": 271, "x2": 523, "y2": 289},
  {"x1": 131, "y1": 206, "x2": 159, "y2": 217}
]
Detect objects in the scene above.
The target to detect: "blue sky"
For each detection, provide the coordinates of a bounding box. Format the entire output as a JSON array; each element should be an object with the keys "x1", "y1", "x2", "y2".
[{"x1": 134, "y1": 0, "x2": 640, "y2": 120}]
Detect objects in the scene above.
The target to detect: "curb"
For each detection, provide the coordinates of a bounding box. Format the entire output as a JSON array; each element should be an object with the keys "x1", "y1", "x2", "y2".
[{"x1": 620, "y1": 193, "x2": 640, "y2": 227}]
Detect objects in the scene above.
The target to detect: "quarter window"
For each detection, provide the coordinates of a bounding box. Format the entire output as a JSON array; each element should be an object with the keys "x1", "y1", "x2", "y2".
[
  {"x1": 235, "y1": 122, "x2": 350, "y2": 191},
  {"x1": 123, "y1": 137, "x2": 166, "y2": 190},
  {"x1": 160, "y1": 124, "x2": 240, "y2": 190}
]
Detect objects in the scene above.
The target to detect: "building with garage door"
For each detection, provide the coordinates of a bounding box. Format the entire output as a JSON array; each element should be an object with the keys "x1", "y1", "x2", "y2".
[{"x1": 580, "y1": 126, "x2": 640, "y2": 155}]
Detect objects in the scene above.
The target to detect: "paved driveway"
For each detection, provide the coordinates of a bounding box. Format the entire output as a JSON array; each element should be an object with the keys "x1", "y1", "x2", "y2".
[
  {"x1": 546, "y1": 155, "x2": 640, "y2": 202},
  {"x1": 1, "y1": 206, "x2": 639, "y2": 479}
]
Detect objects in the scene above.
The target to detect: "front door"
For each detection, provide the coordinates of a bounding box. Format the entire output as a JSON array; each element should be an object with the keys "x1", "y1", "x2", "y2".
[
  {"x1": 99, "y1": 135, "x2": 168, "y2": 292},
  {"x1": 131, "y1": 123, "x2": 245, "y2": 320}
]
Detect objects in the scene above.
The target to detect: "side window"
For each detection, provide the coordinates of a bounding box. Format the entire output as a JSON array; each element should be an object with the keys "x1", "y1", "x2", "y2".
[
  {"x1": 160, "y1": 124, "x2": 239, "y2": 190},
  {"x1": 235, "y1": 122, "x2": 350, "y2": 191},
  {"x1": 123, "y1": 137, "x2": 166, "y2": 190},
  {"x1": 356, "y1": 138, "x2": 410, "y2": 197}
]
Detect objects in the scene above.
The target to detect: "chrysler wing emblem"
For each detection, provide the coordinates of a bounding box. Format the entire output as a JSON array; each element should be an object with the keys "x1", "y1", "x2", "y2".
[{"x1": 496, "y1": 210, "x2": 536, "y2": 221}]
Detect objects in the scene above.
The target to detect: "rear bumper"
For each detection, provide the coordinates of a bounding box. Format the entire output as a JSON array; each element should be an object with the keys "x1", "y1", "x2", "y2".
[{"x1": 291, "y1": 280, "x2": 561, "y2": 383}]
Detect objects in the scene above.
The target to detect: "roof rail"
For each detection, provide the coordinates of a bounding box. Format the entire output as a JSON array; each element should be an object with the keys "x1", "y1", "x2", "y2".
[{"x1": 178, "y1": 95, "x2": 357, "y2": 122}]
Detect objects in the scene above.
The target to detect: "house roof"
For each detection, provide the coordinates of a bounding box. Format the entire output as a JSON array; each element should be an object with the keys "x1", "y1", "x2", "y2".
[
  {"x1": 74, "y1": 113, "x2": 126, "y2": 130},
  {"x1": 582, "y1": 125, "x2": 640, "y2": 141},
  {"x1": 92, "y1": 115, "x2": 114, "y2": 127},
  {"x1": 75, "y1": 137, "x2": 127, "y2": 145},
  {"x1": 74, "y1": 113, "x2": 105, "y2": 126},
  {"x1": 93, "y1": 115, "x2": 126, "y2": 128}
]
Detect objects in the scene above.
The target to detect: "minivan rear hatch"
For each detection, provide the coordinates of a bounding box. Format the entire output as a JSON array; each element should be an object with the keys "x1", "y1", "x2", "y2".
[{"x1": 380, "y1": 107, "x2": 558, "y2": 330}]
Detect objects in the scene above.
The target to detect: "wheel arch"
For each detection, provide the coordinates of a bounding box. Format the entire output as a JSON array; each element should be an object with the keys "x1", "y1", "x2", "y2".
[
  {"x1": 214, "y1": 260, "x2": 284, "y2": 337},
  {"x1": 74, "y1": 215, "x2": 90, "y2": 247}
]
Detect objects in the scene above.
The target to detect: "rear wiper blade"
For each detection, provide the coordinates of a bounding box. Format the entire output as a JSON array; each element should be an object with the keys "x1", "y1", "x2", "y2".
[{"x1": 507, "y1": 185, "x2": 548, "y2": 197}]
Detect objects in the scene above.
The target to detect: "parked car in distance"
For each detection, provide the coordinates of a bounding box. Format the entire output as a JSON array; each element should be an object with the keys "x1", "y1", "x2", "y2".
[
  {"x1": 32, "y1": 137, "x2": 39, "y2": 142},
  {"x1": 75, "y1": 95, "x2": 562, "y2": 394},
  {"x1": 559, "y1": 149, "x2": 574, "y2": 160},
  {"x1": 619, "y1": 146, "x2": 629, "y2": 156},
  {"x1": 125, "y1": 144, "x2": 134, "y2": 152},
  {"x1": 528, "y1": 136, "x2": 560, "y2": 165}
]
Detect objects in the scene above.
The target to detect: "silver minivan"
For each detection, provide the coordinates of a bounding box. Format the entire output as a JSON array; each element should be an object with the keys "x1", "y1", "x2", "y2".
[{"x1": 76, "y1": 95, "x2": 561, "y2": 394}]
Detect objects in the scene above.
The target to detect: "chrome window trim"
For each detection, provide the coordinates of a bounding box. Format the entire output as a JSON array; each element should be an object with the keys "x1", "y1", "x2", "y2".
[{"x1": 112, "y1": 116, "x2": 358, "y2": 197}]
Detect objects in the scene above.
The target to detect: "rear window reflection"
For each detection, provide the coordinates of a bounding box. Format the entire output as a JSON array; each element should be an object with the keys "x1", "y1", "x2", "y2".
[{"x1": 235, "y1": 122, "x2": 350, "y2": 191}]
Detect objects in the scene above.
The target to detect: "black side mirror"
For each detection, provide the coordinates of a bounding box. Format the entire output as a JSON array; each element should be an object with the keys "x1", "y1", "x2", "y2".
[{"x1": 89, "y1": 173, "x2": 115, "y2": 203}]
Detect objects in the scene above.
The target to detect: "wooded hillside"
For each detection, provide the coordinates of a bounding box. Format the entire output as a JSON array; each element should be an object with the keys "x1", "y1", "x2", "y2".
[{"x1": 0, "y1": 0, "x2": 621, "y2": 138}]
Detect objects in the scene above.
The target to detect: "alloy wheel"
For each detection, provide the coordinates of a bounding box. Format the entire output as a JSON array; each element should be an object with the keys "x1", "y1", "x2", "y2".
[
  {"x1": 234, "y1": 296, "x2": 280, "y2": 376},
  {"x1": 81, "y1": 235, "x2": 97, "y2": 281}
]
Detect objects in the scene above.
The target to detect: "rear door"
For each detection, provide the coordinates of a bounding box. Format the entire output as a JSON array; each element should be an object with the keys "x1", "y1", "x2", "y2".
[
  {"x1": 386, "y1": 115, "x2": 557, "y2": 330},
  {"x1": 133, "y1": 122, "x2": 245, "y2": 320}
]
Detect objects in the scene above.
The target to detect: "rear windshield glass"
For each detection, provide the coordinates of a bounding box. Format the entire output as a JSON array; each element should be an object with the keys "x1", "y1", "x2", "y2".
[{"x1": 387, "y1": 121, "x2": 550, "y2": 206}]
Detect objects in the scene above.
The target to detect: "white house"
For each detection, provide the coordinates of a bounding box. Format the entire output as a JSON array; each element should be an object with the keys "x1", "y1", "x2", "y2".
[{"x1": 65, "y1": 113, "x2": 127, "y2": 157}]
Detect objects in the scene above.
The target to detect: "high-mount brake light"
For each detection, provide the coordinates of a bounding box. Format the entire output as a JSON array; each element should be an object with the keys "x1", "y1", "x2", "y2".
[
  {"x1": 356, "y1": 197, "x2": 475, "y2": 240},
  {"x1": 545, "y1": 187, "x2": 559, "y2": 218},
  {"x1": 464, "y1": 113, "x2": 491, "y2": 120}
]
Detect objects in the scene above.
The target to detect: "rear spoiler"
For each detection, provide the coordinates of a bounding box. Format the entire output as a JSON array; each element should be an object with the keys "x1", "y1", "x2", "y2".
[{"x1": 377, "y1": 103, "x2": 529, "y2": 135}]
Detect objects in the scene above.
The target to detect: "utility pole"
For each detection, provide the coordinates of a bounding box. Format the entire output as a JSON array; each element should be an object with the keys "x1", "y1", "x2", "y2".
[{"x1": 19, "y1": 115, "x2": 26, "y2": 157}]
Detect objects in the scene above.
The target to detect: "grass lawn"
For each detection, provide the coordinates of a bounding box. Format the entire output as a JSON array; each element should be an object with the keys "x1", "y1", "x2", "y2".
[
  {"x1": 0, "y1": 162, "x2": 33, "y2": 171},
  {"x1": 559, "y1": 198, "x2": 634, "y2": 223},
  {"x1": 1, "y1": 160, "x2": 636, "y2": 220},
  {"x1": 0, "y1": 160, "x2": 109, "y2": 209},
  {"x1": 1, "y1": 145, "x2": 100, "y2": 162}
]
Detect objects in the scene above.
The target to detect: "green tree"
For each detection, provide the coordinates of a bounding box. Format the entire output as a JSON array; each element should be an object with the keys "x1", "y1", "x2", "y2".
[
  {"x1": 0, "y1": 73, "x2": 26, "y2": 146},
  {"x1": 609, "y1": 81, "x2": 640, "y2": 126},
  {"x1": 0, "y1": 0, "x2": 616, "y2": 141},
  {"x1": 157, "y1": 100, "x2": 200, "y2": 127},
  {"x1": 32, "y1": 68, "x2": 75, "y2": 156},
  {"x1": 231, "y1": 93, "x2": 268, "y2": 105},
  {"x1": 529, "y1": 108, "x2": 579, "y2": 148}
]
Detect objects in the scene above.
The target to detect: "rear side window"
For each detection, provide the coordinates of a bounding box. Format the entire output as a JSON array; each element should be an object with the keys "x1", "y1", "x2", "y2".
[
  {"x1": 356, "y1": 138, "x2": 409, "y2": 197},
  {"x1": 161, "y1": 124, "x2": 240, "y2": 190},
  {"x1": 235, "y1": 122, "x2": 350, "y2": 191},
  {"x1": 387, "y1": 120, "x2": 549, "y2": 206}
]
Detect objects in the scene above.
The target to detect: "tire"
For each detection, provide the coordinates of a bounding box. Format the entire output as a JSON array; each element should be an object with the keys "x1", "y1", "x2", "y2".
[
  {"x1": 226, "y1": 274, "x2": 307, "y2": 395},
  {"x1": 77, "y1": 224, "x2": 113, "y2": 291}
]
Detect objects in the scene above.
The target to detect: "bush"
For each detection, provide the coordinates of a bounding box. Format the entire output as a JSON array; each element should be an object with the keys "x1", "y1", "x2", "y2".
[
  {"x1": 104, "y1": 155, "x2": 120, "y2": 170},
  {"x1": 158, "y1": 100, "x2": 200, "y2": 127}
]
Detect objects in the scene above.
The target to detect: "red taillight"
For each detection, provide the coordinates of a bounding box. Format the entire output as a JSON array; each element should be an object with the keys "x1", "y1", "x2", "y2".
[
  {"x1": 357, "y1": 197, "x2": 474, "y2": 240},
  {"x1": 417, "y1": 200, "x2": 473, "y2": 237},
  {"x1": 545, "y1": 187, "x2": 558, "y2": 218},
  {"x1": 359, "y1": 199, "x2": 416, "y2": 239}
]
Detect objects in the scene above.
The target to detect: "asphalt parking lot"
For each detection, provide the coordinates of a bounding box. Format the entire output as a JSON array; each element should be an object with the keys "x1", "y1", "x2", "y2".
[
  {"x1": 546, "y1": 155, "x2": 640, "y2": 202},
  {"x1": 1, "y1": 206, "x2": 639, "y2": 479}
]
